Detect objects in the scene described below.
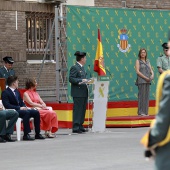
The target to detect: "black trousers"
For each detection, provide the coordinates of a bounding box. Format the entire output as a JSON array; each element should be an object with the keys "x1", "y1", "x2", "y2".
[
  {"x1": 17, "y1": 109, "x2": 40, "y2": 135},
  {"x1": 72, "y1": 97, "x2": 88, "y2": 131}
]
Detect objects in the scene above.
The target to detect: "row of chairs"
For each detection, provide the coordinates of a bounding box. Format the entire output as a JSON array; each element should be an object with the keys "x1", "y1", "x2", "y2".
[{"x1": 1, "y1": 100, "x2": 52, "y2": 141}]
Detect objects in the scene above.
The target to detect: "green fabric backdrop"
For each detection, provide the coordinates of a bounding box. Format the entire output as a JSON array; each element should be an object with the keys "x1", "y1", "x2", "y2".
[{"x1": 67, "y1": 5, "x2": 170, "y2": 103}]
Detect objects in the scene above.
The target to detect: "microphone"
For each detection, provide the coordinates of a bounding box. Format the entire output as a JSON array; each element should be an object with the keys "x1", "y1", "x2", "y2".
[
  {"x1": 105, "y1": 68, "x2": 112, "y2": 79},
  {"x1": 88, "y1": 65, "x2": 92, "y2": 78},
  {"x1": 105, "y1": 68, "x2": 111, "y2": 76}
]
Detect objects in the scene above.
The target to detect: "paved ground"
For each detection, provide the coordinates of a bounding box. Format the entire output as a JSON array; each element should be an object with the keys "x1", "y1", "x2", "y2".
[{"x1": 0, "y1": 127, "x2": 154, "y2": 170}]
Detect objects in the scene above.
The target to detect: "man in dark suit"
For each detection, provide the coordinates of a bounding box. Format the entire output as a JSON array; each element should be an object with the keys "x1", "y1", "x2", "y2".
[
  {"x1": 1, "y1": 76, "x2": 45, "y2": 141},
  {"x1": 69, "y1": 51, "x2": 88, "y2": 133},
  {"x1": 0, "y1": 108, "x2": 19, "y2": 143},
  {"x1": 0, "y1": 56, "x2": 15, "y2": 86}
]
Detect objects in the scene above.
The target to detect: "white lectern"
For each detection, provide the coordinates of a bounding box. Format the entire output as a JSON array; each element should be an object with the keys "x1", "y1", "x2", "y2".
[{"x1": 92, "y1": 77, "x2": 109, "y2": 132}]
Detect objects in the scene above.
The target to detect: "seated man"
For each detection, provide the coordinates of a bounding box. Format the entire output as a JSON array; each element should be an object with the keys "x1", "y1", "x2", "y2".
[
  {"x1": 1, "y1": 76, "x2": 45, "y2": 141},
  {"x1": 0, "y1": 103, "x2": 19, "y2": 142}
]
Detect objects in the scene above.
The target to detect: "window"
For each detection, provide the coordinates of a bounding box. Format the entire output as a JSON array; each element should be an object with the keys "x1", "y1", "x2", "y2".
[{"x1": 26, "y1": 12, "x2": 55, "y2": 60}]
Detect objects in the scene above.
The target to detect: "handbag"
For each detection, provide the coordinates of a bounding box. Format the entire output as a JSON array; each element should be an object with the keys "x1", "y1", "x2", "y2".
[{"x1": 135, "y1": 77, "x2": 138, "y2": 86}]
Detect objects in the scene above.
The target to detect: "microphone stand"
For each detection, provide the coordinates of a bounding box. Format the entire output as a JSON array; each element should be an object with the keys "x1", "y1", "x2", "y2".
[
  {"x1": 87, "y1": 65, "x2": 93, "y2": 130},
  {"x1": 87, "y1": 82, "x2": 94, "y2": 131},
  {"x1": 80, "y1": 78, "x2": 94, "y2": 131},
  {"x1": 105, "y1": 68, "x2": 113, "y2": 80}
]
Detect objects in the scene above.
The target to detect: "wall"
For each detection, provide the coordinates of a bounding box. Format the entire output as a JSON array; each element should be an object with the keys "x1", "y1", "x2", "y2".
[
  {"x1": 95, "y1": 0, "x2": 170, "y2": 9},
  {"x1": 0, "y1": 0, "x2": 56, "y2": 91},
  {"x1": 0, "y1": 11, "x2": 26, "y2": 61},
  {"x1": 0, "y1": 0, "x2": 54, "y2": 12}
]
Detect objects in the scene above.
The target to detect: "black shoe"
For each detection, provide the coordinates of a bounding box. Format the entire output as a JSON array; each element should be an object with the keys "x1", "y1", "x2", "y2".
[
  {"x1": 0, "y1": 136, "x2": 6, "y2": 143},
  {"x1": 23, "y1": 134, "x2": 35, "y2": 141},
  {"x1": 80, "y1": 128, "x2": 88, "y2": 133},
  {"x1": 35, "y1": 134, "x2": 45, "y2": 140},
  {"x1": 4, "y1": 134, "x2": 15, "y2": 142},
  {"x1": 72, "y1": 130, "x2": 82, "y2": 134}
]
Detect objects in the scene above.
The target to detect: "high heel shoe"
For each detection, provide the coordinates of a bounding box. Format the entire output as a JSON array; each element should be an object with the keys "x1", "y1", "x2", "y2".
[{"x1": 45, "y1": 131, "x2": 55, "y2": 138}]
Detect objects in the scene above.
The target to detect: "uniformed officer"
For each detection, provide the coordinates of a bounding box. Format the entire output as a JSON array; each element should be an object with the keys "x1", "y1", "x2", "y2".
[
  {"x1": 157, "y1": 43, "x2": 170, "y2": 74},
  {"x1": 69, "y1": 51, "x2": 88, "y2": 133},
  {"x1": 140, "y1": 34, "x2": 170, "y2": 170},
  {"x1": 0, "y1": 56, "x2": 15, "y2": 86},
  {"x1": 141, "y1": 70, "x2": 170, "y2": 170}
]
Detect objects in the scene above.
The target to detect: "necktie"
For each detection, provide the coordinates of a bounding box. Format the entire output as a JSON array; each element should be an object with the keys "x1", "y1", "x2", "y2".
[{"x1": 14, "y1": 89, "x2": 19, "y2": 103}]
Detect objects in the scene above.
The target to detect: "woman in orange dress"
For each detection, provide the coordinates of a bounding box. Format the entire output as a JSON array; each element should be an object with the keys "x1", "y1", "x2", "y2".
[{"x1": 23, "y1": 78, "x2": 58, "y2": 138}]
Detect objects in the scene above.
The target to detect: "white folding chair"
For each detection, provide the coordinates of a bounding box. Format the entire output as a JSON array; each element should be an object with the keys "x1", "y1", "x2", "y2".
[
  {"x1": 15, "y1": 117, "x2": 35, "y2": 141},
  {"x1": 15, "y1": 118, "x2": 22, "y2": 141}
]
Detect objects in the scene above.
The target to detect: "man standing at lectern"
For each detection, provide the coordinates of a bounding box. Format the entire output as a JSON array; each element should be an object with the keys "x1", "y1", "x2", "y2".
[
  {"x1": 0, "y1": 56, "x2": 15, "y2": 86},
  {"x1": 69, "y1": 51, "x2": 88, "y2": 134}
]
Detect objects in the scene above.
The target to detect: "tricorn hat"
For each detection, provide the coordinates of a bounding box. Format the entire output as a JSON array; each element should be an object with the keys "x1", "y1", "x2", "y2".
[
  {"x1": 3, "y1": 56, "x2": 14, "y2": 64},
  {"x1": 74, "y1": 51, "x2": 86, "y2": 56},
  {"x1": 162, "y1": 43, "x2": 168, "y2": 49}
]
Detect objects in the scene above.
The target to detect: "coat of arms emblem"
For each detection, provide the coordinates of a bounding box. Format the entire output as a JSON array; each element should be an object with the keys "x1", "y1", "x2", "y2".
[{"x1": 117, "y1": 28, "x2": 131, "y2": 53}]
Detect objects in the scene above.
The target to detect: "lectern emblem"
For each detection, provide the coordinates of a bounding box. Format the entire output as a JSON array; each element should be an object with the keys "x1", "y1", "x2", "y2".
[{"x1": 98, "y1": 83, "x2": 105, "y2": 98}]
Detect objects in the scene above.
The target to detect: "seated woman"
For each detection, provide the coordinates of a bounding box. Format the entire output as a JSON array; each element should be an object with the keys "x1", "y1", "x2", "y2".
[{"x1": 23, "y1": 78, "x2": 58, "y2": 138}]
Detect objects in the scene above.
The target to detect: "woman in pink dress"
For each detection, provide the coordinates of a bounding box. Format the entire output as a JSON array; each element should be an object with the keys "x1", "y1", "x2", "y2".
[{"x1": 23, "y1": 78, "x2": 58, "y2": 138}]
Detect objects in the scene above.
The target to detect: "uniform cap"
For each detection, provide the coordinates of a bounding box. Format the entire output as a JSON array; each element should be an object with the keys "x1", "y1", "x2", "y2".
[
  {"x1": 3, "y1": 56, "x2": 14, "y2": 64},
  {"x1": 162, "y1": 43, "x2": 168, "y2": 49},
  {"x1": 74, "y1": 51, "x2": 86, "y2": 56}
]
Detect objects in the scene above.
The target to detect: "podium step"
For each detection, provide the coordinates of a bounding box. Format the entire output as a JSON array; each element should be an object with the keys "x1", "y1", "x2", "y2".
[
  {"x1": 37, "y1": 101, "x2": 156, "y2": 129},
  {"x1": 106, "y1": 115, "x2": 155, "y2": 127},
  {"x1": 83, "y1": 115, "x2": 155, "y2": 128}
]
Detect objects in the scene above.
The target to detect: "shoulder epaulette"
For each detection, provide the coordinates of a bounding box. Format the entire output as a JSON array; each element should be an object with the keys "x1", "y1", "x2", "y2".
[{"x1": 159, "y1": 54, "x2": 163, "y2": 57}]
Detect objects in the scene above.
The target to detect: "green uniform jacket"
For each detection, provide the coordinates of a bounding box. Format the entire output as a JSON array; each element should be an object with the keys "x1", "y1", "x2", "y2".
[
  {"x1": 157, "y1": 55, "x2": 170, "y2": 71},
  {"x1": 69, "y1": 62, "x2": 88, "y2": 97},
  {"x1": 149, "y1": 74, "x2": 170, "y2": 170},
  {"x1": 0, "y1": 66, "x2": 15, "y2": 84}
]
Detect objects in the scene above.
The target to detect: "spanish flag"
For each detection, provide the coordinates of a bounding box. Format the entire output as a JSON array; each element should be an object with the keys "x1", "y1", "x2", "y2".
[{"x1": 93, "y1": 29, "x2": 106, "y2": 76}]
